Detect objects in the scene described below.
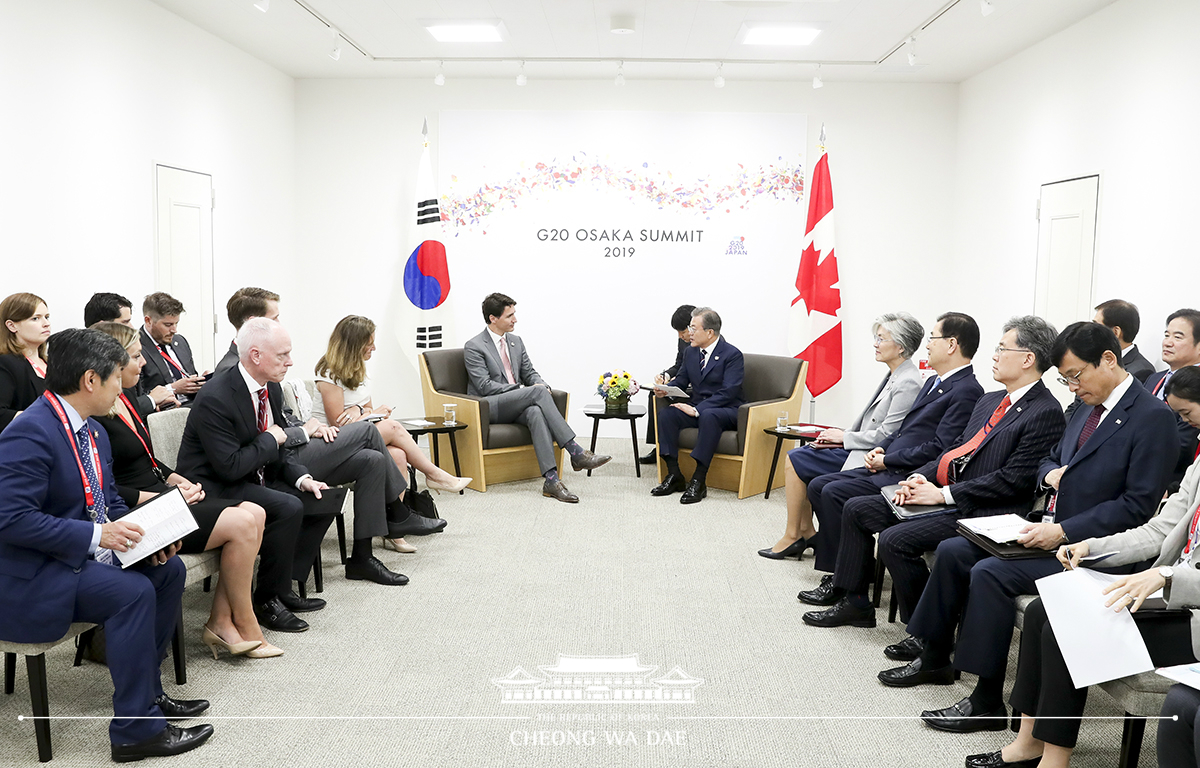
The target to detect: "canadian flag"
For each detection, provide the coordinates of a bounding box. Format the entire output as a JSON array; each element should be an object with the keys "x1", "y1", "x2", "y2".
[{"x1": 787, "y1": 145, "x2": 841, "y2": 397}]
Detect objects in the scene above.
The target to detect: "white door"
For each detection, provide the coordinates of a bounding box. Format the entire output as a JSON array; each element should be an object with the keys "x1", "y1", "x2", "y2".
[
  {"x1": 1034, "y1": 175, "x2": 1099, "y2": 405},
  {"x1": 155, "y1": 165, "x2": 215, "y2": 371}
]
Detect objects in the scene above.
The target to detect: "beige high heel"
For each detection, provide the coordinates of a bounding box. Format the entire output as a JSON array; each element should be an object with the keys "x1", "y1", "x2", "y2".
[
  {"x1": 426, "y1": 475, "x2": 471, "y2": 493},
  {"x1": 381, "y1": 537, "x2": 416, "y2": 553},
  {"x1": 245, "y1": 641, "x2": 285, "y2": 659},
  {"x1": 202, "y1": 626, "x2": 261, "y2": 659}
]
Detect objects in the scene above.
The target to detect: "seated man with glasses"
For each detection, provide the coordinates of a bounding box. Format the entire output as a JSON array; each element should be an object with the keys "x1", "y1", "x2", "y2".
[{"x1": 885, "y1": 320, "x2": 1179, "y2": 736}]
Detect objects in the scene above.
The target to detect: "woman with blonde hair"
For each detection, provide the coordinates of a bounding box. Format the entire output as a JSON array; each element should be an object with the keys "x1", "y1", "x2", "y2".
[
  {"x1": 0, "y1": 292, "x2": 51, "y2": 433},
  {"x1": 314, "y1": 315, "x2": 470, "y2": 501},
  {"x1": 91, "y1": 321, "x2": 283, "y2": 659}
]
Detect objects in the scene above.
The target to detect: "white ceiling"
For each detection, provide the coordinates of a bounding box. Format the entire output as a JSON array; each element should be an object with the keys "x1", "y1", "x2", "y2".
[{"x1": 148, "y1": 0, "x2": 1117, "y2": 83}]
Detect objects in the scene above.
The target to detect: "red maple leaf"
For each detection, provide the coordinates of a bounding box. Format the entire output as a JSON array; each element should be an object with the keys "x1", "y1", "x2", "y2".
[{"x1": 794, "y1": 242, "x2": 840, "y2": 316}]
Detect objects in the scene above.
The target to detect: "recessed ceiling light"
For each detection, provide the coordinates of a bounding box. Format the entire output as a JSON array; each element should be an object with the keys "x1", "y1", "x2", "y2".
[
  {"x1": 742, "y1": 26, "x2": 820, "y2": 46},
  {"x1": 611, "y1": 15, "x2": 636, "y2": 34},
  {"x1": 425, "y1": 22, "x2": 504, "y2": 43}
]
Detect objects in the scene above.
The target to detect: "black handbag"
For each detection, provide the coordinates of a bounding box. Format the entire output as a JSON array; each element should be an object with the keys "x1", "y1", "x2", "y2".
[{"x1": 406, "y1": 488, "x2": 440, "y2": 520}]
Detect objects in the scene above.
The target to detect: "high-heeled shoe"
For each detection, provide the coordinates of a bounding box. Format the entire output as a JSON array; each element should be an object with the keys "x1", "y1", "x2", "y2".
[
  {"x1": 381, "y1": 537, "x2": 417, "y2": 553},
  {"x1": 245, "y1": 642, "x2": 285, "y2": 659},
  {"x1": 202, "y1": 626, "x2": 261, "y2": 659},
  {"x1": 426, "y1": 475, "x2": 471, "y2": 494},
  {"x1": 757, "y1": 538, "x2": 812, "y2": 561}
]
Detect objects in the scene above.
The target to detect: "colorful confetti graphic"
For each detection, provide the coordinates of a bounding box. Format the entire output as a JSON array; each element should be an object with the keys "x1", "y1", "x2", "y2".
[{"x1": 442, "y1": 153, "x2": 804, "y2": 232}]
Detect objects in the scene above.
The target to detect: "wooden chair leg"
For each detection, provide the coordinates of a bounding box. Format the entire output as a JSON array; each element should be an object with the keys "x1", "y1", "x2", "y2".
[
  {"x1": 335, "y1": 514, "x2": 347, "y2": 565},
  {"x1": 296, "y1": 579, "x2": 308, "y2": 599},
  {"x1": 73, "y1": 628, "x2": 95, "y2": 667},
  {"x1": 25, "y1": 653, "x2": 52, "y2": 762},
  {"x1": 313, "y1": 550, "x2": 324, "y2": 593},
  {"x1": 4, "y1": 652, "x2": 15, "y2": 694},
  {"x1": 872, "y1": 559, "x2": 885, "y2": 608},
  {"x1": 1119, "y1": 712, "x2": 1146, "y2": 768},
  {"x1": 172, "y1": 602, "x2": 187, "y2": 685},
  {"x1": 888, "y1": 588, "x2": 899, "y2": 624}
]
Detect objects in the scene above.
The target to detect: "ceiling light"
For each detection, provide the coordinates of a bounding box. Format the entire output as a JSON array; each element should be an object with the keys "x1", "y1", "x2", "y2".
[
  {"x1": 743, "y1": 26, "x2": 821, "y2": 46},
  {"x1": 980, "y1": 0, "x2": 995, "y2": 16},
  {"x1": 329, "y1": 46, "x2": 341, "y2": 61},
  {"x1": 611, "y1": 15, "x2": 635, "y2": 35},
  {"x1": 425, "y1": 22, "x2": 503, "y2": 43},
  {"x1": 252, "y1": 0, "x2": 269, "y2": 11},
  {"x1": 714, "y1": 63, "x2": 725, "y2": 89},
  {"x1": 615, "y1": 62, "x2": 625, "y2": 87},
  {"x1": 434, "y1": 61, "x2": 445, "y2": 86},
  {"x1": 328, "y1": 26, "x2": 341, "y2": 61},
  {"x1": 516, "y1": 61, "x2": 527, "y2": 86},
  {"x1": 906, "y1": 37, "x2": 917, "y2": 67},
  {"x1": 812, "y1": 64, "x2": 823, "y2": 90}
]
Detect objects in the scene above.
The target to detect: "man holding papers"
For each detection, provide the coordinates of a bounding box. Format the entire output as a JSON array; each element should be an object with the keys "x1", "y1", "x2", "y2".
[
  {"x1": 0, "y1": 328, "x2": 213, "y2": 762},
  {"x1": 892, "y1": 321, "x2": 1178, "y2": 735},
  {"x1": 976, "y1": 371, "x2": 1200, "y2": 768}
]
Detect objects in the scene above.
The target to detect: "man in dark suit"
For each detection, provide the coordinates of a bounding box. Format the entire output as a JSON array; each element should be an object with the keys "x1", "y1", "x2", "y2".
[
  {"x1": 651, "y1": 307, "x2": 745, "y2": 504},
  {"x1": 1062, "y1": 299, "x2": 1155, "y2": 422},
  {"x1": 83, "y1": 292, "x2": 180, "y2": 417},
  {"x1": 801, "y1": 316, "x2": 1062, "y2": 633},
  {"x1": 640, "y1": 304, "x2": 696, "y2": 464},
  {"x1": 463, "y1": 292, "x2": 610, "y2": 503},
  {"x1": 213, "y1": 287, "x2": 280, "y2": 375},
  {"x1": 175, "y1": 318, "x2": 336, "y2": 632},
  {"x1": 884, "y1": 322, "x2": 1179, "y2": 736},
  {"x1": 1145, "y1": 308, "x2": 1200, "y2": 489},
  {"x1": 787, "y1": 312, "x2": 983, "y2": 578},
  {"x1": 138, "y1": 292, "x2": 205, "y2": 406},
  {"x1": 0, "y1": 328, "x2": 212, "y2": 761}
]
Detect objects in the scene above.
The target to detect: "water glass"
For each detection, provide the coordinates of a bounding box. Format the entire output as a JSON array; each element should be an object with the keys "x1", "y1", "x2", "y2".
[
  {"x1": 777, "y1": 411, "x2": 789, "y2": 430},
  {"x1": 443, "y1": 403, "x2": 457, "y2": 426}
]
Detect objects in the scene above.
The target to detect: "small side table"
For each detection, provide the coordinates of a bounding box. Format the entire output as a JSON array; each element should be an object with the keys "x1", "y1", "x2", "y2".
[
  {"x1": 398, "y1": 416, "x2": 469, "y2": 493},
  {"x1": 583, "y1": 403, "x2": 647, "y2": 477},
  {"x1": 763, "y1": 426, "x2": 818, "y2": 500}
]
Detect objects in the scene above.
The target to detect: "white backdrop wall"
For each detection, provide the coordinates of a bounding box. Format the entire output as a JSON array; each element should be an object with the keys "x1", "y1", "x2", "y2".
[
  {"x1": 952, "y1": 0, "x2": 1200, "y2": 377},
  {"x1": 0, "y1": 0, "x2": 295, "y2": 369},
  {"x1": 294, "y1": 79, "x2": 959, "y2": 435}
]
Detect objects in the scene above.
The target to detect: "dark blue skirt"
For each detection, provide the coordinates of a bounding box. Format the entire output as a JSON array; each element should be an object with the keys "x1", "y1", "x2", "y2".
[{"x1": 787, "y1": 444, "x2": 850, "y2": 483}]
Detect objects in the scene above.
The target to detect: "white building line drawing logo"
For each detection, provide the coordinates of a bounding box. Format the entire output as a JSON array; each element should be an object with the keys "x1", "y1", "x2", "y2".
[{"x1": 492, "y1": 654, "x2": 703, "y2": 703}]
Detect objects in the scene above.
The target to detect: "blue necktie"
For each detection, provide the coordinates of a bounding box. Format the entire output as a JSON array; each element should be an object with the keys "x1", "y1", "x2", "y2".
[{"x1": 77, "y1": 424, "x2": 114, "y2": 565}]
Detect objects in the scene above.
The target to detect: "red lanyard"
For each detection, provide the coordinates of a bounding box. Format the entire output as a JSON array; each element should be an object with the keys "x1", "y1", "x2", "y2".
[
  {"x1": 1185, "y1": 500, "x2": 1200, "y2": 555},
  {"x1": 116, "y1": 393, "x2": 155, "y2": 463},
  {"x1": 43, "y1": 392, "x2": 102, "y2": 511},
  {"x1": 26, "y1": 355, "x2": 46, "y2": 378},
  {"x1": 158, "y1": 344, "x2": 185, "y2": 374}
]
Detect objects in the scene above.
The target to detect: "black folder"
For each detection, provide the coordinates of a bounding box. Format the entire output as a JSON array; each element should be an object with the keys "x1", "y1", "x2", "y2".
[{"x1": 955, "y1": 522, "x2": 1057, "y2": 560}]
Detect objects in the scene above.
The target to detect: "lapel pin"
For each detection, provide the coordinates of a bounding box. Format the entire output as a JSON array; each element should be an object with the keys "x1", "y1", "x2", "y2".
[{"x1": 1116, "y1": 419, "x2": 1122, "y2": 425}]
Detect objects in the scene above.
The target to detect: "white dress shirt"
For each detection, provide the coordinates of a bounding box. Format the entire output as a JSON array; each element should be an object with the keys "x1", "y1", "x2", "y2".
[{"x1": 238, "y1": 364, "x2": 312, "y2": 490}]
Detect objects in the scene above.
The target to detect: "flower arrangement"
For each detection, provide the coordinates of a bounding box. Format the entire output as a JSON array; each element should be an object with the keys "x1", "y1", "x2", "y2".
[{"x1": 597, "y1": 369, "x2": 640, "y2": 406}]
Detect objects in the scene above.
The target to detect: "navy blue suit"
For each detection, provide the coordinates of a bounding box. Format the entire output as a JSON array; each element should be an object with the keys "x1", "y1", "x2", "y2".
[
  {"x1": 910, "y1": 377, "x2": 1178, "y2": 680},
  {"x1": 656, "y1": 337, "x2": 745, "y2": 467},
  {"x1": 1146, "y1": 369, "x2": 1200, "y2": 489},
  {"x1": 808, "y1": 366, "x2": 984, "y2": 572},
  {"x1": 0, "y1": 395, "x2": 181, "y2": 744}
]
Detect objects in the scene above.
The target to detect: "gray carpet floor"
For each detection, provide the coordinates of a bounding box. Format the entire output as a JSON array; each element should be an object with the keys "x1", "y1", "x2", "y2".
[{"x1": 0, "y1": 439, "x2": 1158, "y2": 767}]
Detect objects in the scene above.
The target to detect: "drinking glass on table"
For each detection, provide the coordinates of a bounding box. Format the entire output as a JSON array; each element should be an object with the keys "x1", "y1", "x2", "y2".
[
  {"x1": 777, "y1": 411, "x2": 789, "y2": 430},
  {"x1": 443, "y1": 403, "x2": 457, "y2": 426}
]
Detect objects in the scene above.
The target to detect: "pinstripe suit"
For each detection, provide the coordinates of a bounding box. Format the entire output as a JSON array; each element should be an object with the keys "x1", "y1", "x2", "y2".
[{"x1": 833, "y1": 381, "x2": 1065, "y2": 623}]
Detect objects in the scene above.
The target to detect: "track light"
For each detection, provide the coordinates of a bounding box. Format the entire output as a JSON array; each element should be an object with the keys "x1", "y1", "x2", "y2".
[
  {"x1": 434, "y1": 62, "x2": 445, "y2": 86},
  {"x1": 714, "y1": 63, "x2": 725, "y2": 89},
  {"x1": 252, "y1": 0, "x2": 269, "y2": 11},
  {"x1": 812, "y1": 64, "x2": 823, "y2": 90},
  {"x1": 328, "y1": 26, "x2": 341, "y2": 61},
  {"x1": 980, "y1": 0, "x2": 995, "y2": 16},
  {"x1": 906, "y1": 37, "x2": 917, "y2": 67},
  {"x1": 615, "y1": 62, "x2": 625, "y2": 87},
  {"x1": 516, "y1": 61, "x2": 527, "y2": 86}
]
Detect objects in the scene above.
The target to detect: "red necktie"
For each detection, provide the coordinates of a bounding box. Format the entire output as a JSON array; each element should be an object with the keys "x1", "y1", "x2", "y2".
[
  {"x1": 1076, "y1": 404, "x2": 1105, "y2": 450},
  {"x1": 936, "y1": 395, "x2": 1011, "y2": 485},
  {"x1": 499, "y1": 338, "x2": 516, "y2": 384},
  {"x1": 256, "y1": 388, "x2": 269, "y2": 485}
]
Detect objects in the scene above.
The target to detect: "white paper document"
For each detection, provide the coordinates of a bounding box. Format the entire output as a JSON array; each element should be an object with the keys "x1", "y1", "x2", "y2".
[
  {"x1": 959, "y1": 514, "x2": 1031, "y2": 544},
  {"x1": 112, "y1": 488, "x2": 199, "y2": 569},
  {"x1": 403, "y1": 419, "x2": 435, "y2": 427},
  {"x1": 1036, "y1": 568, "x2": 1154, "y2": 688},
  {"x1": 1157, "y1": 663, "x2": 1200, "y2": 691},
  {"x1": 655, "y1": 385, "x2": 689, "y2": 399}
]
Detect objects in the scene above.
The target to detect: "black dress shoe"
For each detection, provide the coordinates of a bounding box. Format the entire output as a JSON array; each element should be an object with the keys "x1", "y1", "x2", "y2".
[
  {"x1": 922, "y1": 697, "x2": 1008, "y2": 733},
  {"x1": 345, "y1": 556, "x2": 409, "y2": 586},
  {"x1": 680, "y1": 479, "x2": 707, "y2": 504},
  {"x1": 650, "y1": 473, "x2": 686, "y2": 496},
  {"x1": 877, "y1": 658, "x2": 955, "y2": 688},
  {"x1": 965, "y1": 749, "x2": 1042, "y2": 768},
  {"x1": 757, "y1": 538, "x2": 811, "y2": 561},
  {"x1": 543, "y1": 478, "x2": 579, "y2": 503},
  {"x1": 802, "y1": 597, "x2": 877, "y2": 628},
  {"x1": 153, "y1": 694, "x2": 210, "y2": 720},
  {"x1": 884, "y1": 635, "x2": 924, "y2": 662},
  {"x1": 279, "y1": 590, "x2": 326, "y2": 612},
  {"x1": 571, "y1": 450, "x2": 612, "y2": 472},
  {"x1": 388, "y1": 512, "x2": 448, "y2": 537},
  {"x1": 639, "y1": 449, "x2": 657, "y2": 465},
  {"x1": 254, "y1": 598, "x2": 309, "y2": 633},
  {"x1": 797, "y1": 574, "x2": 845, "y2": 606},
  {"x1": 111, "y1": 723, "x2": 215, "y2": 763}
]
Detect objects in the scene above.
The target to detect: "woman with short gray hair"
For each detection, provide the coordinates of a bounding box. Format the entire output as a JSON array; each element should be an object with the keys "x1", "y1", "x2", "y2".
[{"x1": 759, "y1": 312, "x2": 924, "y2": 563}]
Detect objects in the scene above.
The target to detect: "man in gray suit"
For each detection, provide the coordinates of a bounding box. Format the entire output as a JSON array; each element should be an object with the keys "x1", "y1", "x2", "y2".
[{"x1": 464, "y1": 293, "x2": 610, "y2": 503}]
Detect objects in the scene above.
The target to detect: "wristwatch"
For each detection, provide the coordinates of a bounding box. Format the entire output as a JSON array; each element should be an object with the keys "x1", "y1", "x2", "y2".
[{"x1": 1159, "y1": 566, "x2": 1174, "y2": 603}]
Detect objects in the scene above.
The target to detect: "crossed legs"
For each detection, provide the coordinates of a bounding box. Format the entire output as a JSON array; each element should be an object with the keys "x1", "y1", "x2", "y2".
[{"x1": 199, "y1": 502, "x2": 273, "y2": 651}]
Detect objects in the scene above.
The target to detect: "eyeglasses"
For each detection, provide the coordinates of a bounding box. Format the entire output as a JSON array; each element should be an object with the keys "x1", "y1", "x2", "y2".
[
  {"x1": 994, "y1": 345, "x2": 1030, "y2": 356},
  {"x1": 873, "y1": 335, "x2": 894, "y2": 346},
  {"x1": 928, "y1": 335, "x2": 949, "y2": 341},
  {"x1": 1056, "y1": 363, "x2": 1095, "y2": 388}
]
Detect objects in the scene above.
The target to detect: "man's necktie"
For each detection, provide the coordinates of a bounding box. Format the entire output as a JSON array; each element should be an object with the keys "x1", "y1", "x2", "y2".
[
  {"x1": 935, "y1": 395, "x2": 1011, "y2": 485},
  {"x1": 1076, "y1": 404, "x2": 1106, "y2": 450},
  {"x1": 701, "y1": 348, "x2": 710, "y2": 371},
  {"x1": 499, "y1": 338, "x2": 516, "y2": 384},
  {"x1": 1152, "y1": 371, "x2": 1172, "y2": 400},
  {"x1": 77, "y1": 424, "x2": 114, "y2": 565},
  {"x1": 256, "y1": 388, "x2": 269, "y2": 485},
  {"x1": 159, "y1": 343, "x2": 185, "y2": 382}
]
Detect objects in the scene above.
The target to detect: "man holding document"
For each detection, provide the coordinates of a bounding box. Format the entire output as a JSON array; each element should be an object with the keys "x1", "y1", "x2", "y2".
[
  {"x1": 0, "y1": 328, "x2": 213, "y2": 762},
  {"x1": 975, "y1": 369, "x2": 1200, "y2": 768},
  {"x1": 887, "y1": 321, "x2": 1178, "y2": 735}
]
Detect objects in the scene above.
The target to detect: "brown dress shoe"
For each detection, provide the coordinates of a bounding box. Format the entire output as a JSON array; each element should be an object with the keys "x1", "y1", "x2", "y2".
[
  {"x1": 570, "y1": 450, "x2": 612, "y2": 472},
  {"x1": 542, "y1": 478, "x2": 579, "y2": 503}
]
